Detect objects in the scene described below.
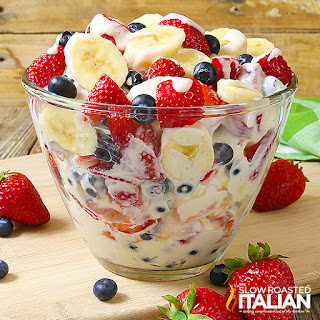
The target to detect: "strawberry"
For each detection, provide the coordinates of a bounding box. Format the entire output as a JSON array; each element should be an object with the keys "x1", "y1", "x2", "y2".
[
  {"x1": 254, "y1": 49, "x2": 292, "y2": 85},
  {"x1": 86, "y1": 25, "x2": 116, "y2": 46},
  {"x1": 211, "y1": 56, "x2": 239, "y2": 81},
  {"x1": 84, "y1": 74, "x2": 130, "y2": 122},
  {"x1": 135, "y1": 125, "x2": 160, "y2": 156},
  {"x1": 225, "y1": 242, "x2": 295, "y2": 320},
  {"x1": 156, "y1": 78, "x2": 204, "y2": 128},
  {"x1": 143, "y1": 58, "x2": 185, "y2": 81},
  {"x1": 27, "y1": 45, "x2": 66, "y2": 88},
  {"x1": 159, "y1": 19, "x2": 211, "y2": 56},
  {"x1": 0, "y1": 171, "x2": 50, "y2": 226},
  {"x1": 253, "y1": 159, "x2": 307, "y2": 211},
  {"x1": 158, "y1": 285, "x2": 243, "y2": 320},
  {"x1": 200, "y1": 82, "x2": 225, "y2": 106}
]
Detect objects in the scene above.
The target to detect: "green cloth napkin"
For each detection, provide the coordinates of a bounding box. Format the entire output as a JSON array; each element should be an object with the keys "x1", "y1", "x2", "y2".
[{"x1": 276, "y1": 97, "x2": 320, "y2": 161}]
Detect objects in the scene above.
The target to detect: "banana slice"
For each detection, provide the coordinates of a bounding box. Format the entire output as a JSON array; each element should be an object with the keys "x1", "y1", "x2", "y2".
[
  {"x1": 206, "y1": 28, "x2": 247, "y2": 58},
  {"x1": 161, "y1": 123, "x2": 214, "y2": 183},
  {"x1": 247, "y1": 38, "x2": 275, "y2": 57},
  {"x1": 173, "y1": 48, "x2": 211, "y2": 78},
  {"x1": 131, "y1": 13, "x2": 163, "y2": 27},
  {"x1": 64, "y1": 32, "x2": 128, "y2": 91},
  {"x1": 39, "y1": 106, "x2": 97, "y2": 155},
  {"x1": 217, "y1": 79, "x2": 263, "y2": 104},
  {"x1": 123, "y1": 25, "x2": 185, "y2": 73}
]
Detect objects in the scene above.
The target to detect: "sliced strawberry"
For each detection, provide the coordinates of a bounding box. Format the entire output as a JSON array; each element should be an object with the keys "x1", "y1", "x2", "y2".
[
  {"x1": 159, "y1": 18, "x2": 211, "y2": 56},
  {"x1": 84, "y1": 74, "x2": 130, "y2": 122},
  {"x1": 156, "y1": 78, "x2": 205, "y2": 128},
  {"x1": 254, "y1": 48, "x2": 292, "y2": 85},
  {"x1": 211, "y1": 56, "x2": 239, "y2": 81},
  {"x1": 86, "y1": 25, "x2": 116, "y2": 46},
  {"x1": 200, "y1": 82, "x2": 225, "y2": 106},
  {"x1": 73, "y1": 154, "x2": 100, "y2": 168},
  {"x1": 27, "y1": 46, "x2": 66, "y2": 88},
  {"x1": 88, "y1": 162, "x2": 113, "y2": 177},
  {"x1": 143, "y1": 58, "x2": 185, "y2": 81},
  {"x1": 135, "y1": 125, "x2": 160, "y2": 156}
]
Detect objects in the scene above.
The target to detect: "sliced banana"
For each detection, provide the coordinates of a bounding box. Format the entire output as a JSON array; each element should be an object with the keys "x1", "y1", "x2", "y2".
[
  {"x1": 64, "y1": 32, "x2": 128, "y2": 91},
  {"x1": 39, "y1": 106, "x2": 97, "y2": 155},
  {"x1": 123, "y1": 25, "x2": 185, "y2": 73},
  {"x1": 247, "y1": 38, "x2": 275, "y2": 57},
  {"x1": 161, "y1": 123, "x2": 214, "y2": 183},
  {"x1": 217, "y1": 79, "x2": 263, "y2": 104},
  {"x1": 173, "y1": 48, "x2": 211, "y2": 78},
  {"x1": 131, "y1": 13, "x2": 163, "y2": 27},
  {"x1": 206, "y1": 28, "x2": 247, "y2": 58}
]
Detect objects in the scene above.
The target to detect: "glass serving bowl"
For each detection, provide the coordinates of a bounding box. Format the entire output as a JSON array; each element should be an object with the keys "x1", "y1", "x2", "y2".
[{"x1": 22, "y1": 70, "x2": 298, "y2": 281}]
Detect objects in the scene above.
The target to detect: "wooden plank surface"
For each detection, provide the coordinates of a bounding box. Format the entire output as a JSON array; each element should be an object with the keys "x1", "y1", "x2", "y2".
[{"x1": 0, "y1": 153, "x2": 319, "y2": 320}]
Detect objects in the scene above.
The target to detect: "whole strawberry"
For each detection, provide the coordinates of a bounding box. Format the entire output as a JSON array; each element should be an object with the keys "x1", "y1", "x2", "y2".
[
  {"x1": 253, "y1": 159, "x2": 307, "y2": 211},
  {"x1": 224, "y1": 243, "x2": 295, "y2": 320},
  {"x1": 27, "y1": 46, "x2": 66, "y2": 88},
  {"x1": 0, "y1": 171, "x2": 50, "y2": 226},
  {"x1": 158, "y1": 285, "x2": 243, "y2": 320}
]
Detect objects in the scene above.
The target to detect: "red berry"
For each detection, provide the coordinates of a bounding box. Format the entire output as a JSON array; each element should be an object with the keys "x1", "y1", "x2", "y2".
[
  {"x1": 27, "y1": 46, "x2": 66, "y2": 88},
  {"x1": 254, "y1": 49, "x2": 292, "y2": 85},
  {"x1": 0, "y1": 171, "x2": 50, "y2": 226},
  {"x1": 135, "y1": 125, "x2": 160, "y2": 156},
  {"x1": 143, "y1": 58, "x2": 185, "y2": 81},
  {"x1": 253, "y1": 159, "x2": 306, "y2": 211},
  {"x1": 159, "y1": 19, "x2": 211, "y2": 56},
  {"x1": 200, "y1": 82, "x2": 225, "y2": 106},
  {"x1": 84, "y1": 74, "x2": 130, "y2": 122},
  {"x1": 156, "y1": 78, "x2": 204, "y2": 128},
  {"x1": 226, "y1": 243, "x2": 295, "y2": 320}
]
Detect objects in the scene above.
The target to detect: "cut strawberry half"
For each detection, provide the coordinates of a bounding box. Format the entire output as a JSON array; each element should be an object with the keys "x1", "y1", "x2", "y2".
[
  {"x1": 135, "y1": 125, "x2": 160, "y2": 156},
  {"x1": 83, "y1": 74, "x2": 130, "y2": 122},
  {"x1": 159, "y1": 18, "x2": 211, "y2": 56},
  {"x1": 27, "y1": 45, "x2": 66, "y2": 88},
  {"x1": 254, "y1": 48, "x2": 292, "y2": 85},
  {"x1": 200, "y1": 82, "x2": 225, "y2": 106},
  {"x1": 143, "y1": 58, "x2": 185, "y2": 81},
  {"x1": 156, "y1": 78, "x2": 205, "y2": 128}
]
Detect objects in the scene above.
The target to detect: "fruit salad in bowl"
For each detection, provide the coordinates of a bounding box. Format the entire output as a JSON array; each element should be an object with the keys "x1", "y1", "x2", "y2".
[{"x1": 22, "y1": 13, "x2": 297, "y2": 280}]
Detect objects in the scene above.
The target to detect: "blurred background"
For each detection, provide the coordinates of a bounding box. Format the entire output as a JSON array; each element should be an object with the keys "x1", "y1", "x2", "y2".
[{"x1": 0, "y1": 0, "x2": 319, "y2": 159}]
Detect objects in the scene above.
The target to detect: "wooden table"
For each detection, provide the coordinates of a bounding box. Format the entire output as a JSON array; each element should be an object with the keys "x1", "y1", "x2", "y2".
[{"x1": 0, "y1": 1, "x2": 319, "y2": 319}]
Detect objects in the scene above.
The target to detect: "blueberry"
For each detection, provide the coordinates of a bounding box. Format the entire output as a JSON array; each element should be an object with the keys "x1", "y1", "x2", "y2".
[
  {"x1": 140, "y1": 233, "x2": 153, "y2": 240},
  {"x1": 94, "y1": 135, "x2": 119, "y2": 164},
  {"x1": 0, "y1": 217, "x2": 13, "y2": 237},
  {"x1": 189, "y1": 250, "x2": 198, "y2": 255},
  {"x1": 48, "y1": 76, "x2": 77, "y2": 98},
  {"x1": 127, "y1": 22, "x2": 146, "y2": 33},
  {"x1": 156, "y1": 206, "x2": 167, "y2": 213},
  {"x1": 93, "y1": 278, "x2": 118, "y2": 301},
  {"x1": 209, "y1": 264, "x2": 228, "y2": 286},
  {"x1": 0, "y1": 260, "x2": 9, "y2": 279},
  {"x1": 205, "y1": 34, "x2": 220, "y2": 55},
  {"x1": 58, "y1": 30, "x2": 73, "y2": 47},
  {"x1": 213, "y1": 143, "x2": 234, "y2": 165},
  {"x1": 193, "y1": 62, "x2": 218, "y2": 86},
  {"x1": 129, "y1": 243, "x2": 138, "y2": 250},
  {"x1": 85, "y1": 187, "x2": 98, "y2": 198},
  {"x1": 175, "y1": 184, "x2": 193, "y2": 195},
  {"x1": 237, "y1": 53, "x2": 253, "y2": 66},
  {"x1": 142, "y1": 180, "x2": 168, "y2": 199},
  {"x1": 131, "y1": 94, "x2": 157, "y2": 124},
  {"x1": 232, "y1": 168, "x2": 240, "y2": 175},
  {"x1": 124, "y1": 70, "x2": 143, "y2": 90}
]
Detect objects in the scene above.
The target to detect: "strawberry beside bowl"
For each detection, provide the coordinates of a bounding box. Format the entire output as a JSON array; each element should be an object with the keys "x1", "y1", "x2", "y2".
[{"x1": 22, "y1": 68, "x2": 297, "y2": 281}]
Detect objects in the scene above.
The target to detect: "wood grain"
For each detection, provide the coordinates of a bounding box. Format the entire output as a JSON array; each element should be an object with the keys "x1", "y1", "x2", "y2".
[
  {"x1": 0, "y1": 153, "x2": 319, "y2": 319},
  {"x1": 0, "y1": 0, "x2": 319, "y2": 33}
]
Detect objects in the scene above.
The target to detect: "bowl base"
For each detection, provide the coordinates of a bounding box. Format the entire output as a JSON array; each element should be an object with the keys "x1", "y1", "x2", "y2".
[{"x1": 95, "y1": 256, "x2": 215, "y2": 281}]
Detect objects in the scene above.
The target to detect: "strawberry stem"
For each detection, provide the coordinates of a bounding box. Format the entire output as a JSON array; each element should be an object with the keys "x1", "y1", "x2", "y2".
[{"x1": 0, "y1": 170, "x2": 14, "y2": 183}]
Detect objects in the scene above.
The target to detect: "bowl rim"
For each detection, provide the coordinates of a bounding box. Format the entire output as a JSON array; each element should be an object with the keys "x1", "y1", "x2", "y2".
[{"x1": 21, "y1": 69, "x2": 298, "y2": 116}]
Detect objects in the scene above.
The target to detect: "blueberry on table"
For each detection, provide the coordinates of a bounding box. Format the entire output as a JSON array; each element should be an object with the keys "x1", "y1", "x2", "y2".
[
  {"x1": 93, "y1": 278, "x2": 118, "y2": 301},
  {"x1": 124, "y1": 70, "x2": 143, "y2": 90},
  {"x1": 0, "y1": 217, "x2": 13, "y2": 237},
  {"x1": 48, "y1": 76, "x2": 77, "y2": 98},
  {"x1": 127, "y1": 22, "x2": 146, "y2": 33},
  {"x1": 131, "y1": 94, "x2": 157, "y2": 124},
  {"x1": 0, "y1": 260, "x2": 9, "y2": 279},
  {"x1": 205, "y1": 34, "x2": 220, "y2": 55},
  {"x1": 209, "y1": 264, "x2": 228, "y2": 286},
  {"x1": 58, "y1": 30, "x2": 73, "y2": 47},
  {"x1": 213, "y1": 143, "x2": 233, "y2": 165},
  {"x1": 193, "y1": 62, "x2": 218, "y2": 86},
  {"x1": 237, "y1": 53, "x2": 253, "y2": 66}
]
